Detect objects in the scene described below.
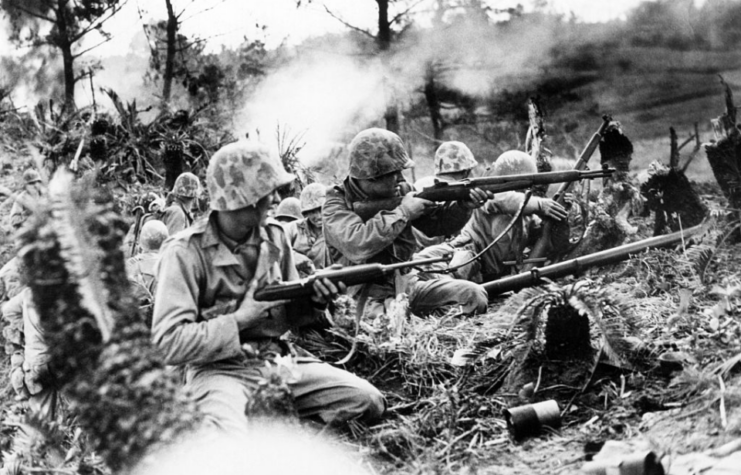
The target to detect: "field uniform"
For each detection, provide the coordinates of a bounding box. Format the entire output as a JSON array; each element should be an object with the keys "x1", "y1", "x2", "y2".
[
  {"x1": 323, "y1": 129, "x2": 488, "y2": 318},
  {"x1": 152, "y1": 141, "x2": 384, "y2": 434},
  {"x1": 162, "y1": 172, "x2": 200, "y2": 235},
  {"x1": 283, "y1": 183, "x2": 332, "y2": 271}
]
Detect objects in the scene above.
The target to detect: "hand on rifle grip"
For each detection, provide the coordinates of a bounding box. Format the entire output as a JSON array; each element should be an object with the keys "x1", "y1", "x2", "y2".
[
  {"x1": 459, "y1": 187, "x2": 493, "y2": 210},
  {"x1": 234, "y1": 279, "x2": 290, "y2": 331},
  {"x1": 311, "y1": 277, "x2": 346, "y2": 306},
  {"x1": 539, "y1": 199, "x2": 568, "y2": 221},
  {"x1": 400, "y1": 192, "x2": 434, "y2": 220}
]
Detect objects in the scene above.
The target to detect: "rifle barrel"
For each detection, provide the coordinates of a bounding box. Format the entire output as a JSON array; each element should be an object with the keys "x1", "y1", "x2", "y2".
[{"x1": 483, "y1": 221, "x2": 707, "y2": 299}]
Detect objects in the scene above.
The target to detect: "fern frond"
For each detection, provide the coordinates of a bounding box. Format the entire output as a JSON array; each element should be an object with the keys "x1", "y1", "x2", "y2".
[
  {"x1": 591, "y1": 306, "x2": 631, "y2": 367},
  {"x1": 48, "y1": 170, "x2": 114, "y2": 341},
  {"x1": 686, "y1": 244, "x2": 715, "y2": 284}
]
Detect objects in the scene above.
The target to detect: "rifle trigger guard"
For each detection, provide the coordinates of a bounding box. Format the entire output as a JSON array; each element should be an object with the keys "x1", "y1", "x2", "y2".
[{"x1": 530, "y1": 267, "x2": 541, "y2": 282}]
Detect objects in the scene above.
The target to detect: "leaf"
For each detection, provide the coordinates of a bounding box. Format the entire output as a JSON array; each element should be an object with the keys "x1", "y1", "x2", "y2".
[{"x1": 686, "y1": 243, "x2": 715, "y2": 284}]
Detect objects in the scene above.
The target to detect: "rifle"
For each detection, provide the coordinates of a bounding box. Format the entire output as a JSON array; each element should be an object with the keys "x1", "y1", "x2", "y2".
[
  {"x1": 522, "y1": 115, "x2": 613, "y2": 271},
  {"x1": 353, "y1": 168, "x2": 614, "y2": 221},
  {"x1": 254, "y1": 255, "x2": 452, "y2": 301},
  {"x1": 483, "y1": 220, "x2": 708, "y2": 299}
]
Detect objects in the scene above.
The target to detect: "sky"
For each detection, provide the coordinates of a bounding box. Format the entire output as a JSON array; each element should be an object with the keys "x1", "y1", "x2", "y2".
[{"x1": 92, "y1": 0, "x2": 655, "y2": 58}]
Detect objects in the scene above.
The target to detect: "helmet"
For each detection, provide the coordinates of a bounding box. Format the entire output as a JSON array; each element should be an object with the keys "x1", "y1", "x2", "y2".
[
  {"x1": 275, "y1": 197, "x2": 302, "y2": 221},
  {"x1": 173, "y1": 172, "x2": 201, "y2": 198},
  {"x1": 207, "y1": 141, "x2": 295, "y2": 211},
  {"x1": 22, "y1": 169, "x2": 42, "y2": 185},
  {"x1": 348, "y1": 128, "x2": 414, "y2": 179},
  {"x1": 300, "y1": 183, "x2": 326, "y2": 213},
  {"x1": 139, "y1": 220, "x2": 169, "y2": 252},
  {"x1": 434, "y1": 141, "x2": 477, "y2": 175},
  {"x1": 491, "y1": 150, "x2": 537, "y2": 177}
]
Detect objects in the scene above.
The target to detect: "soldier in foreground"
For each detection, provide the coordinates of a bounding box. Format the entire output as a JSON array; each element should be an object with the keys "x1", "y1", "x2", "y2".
[
  {"x1": 415, "y1": 150, "x2": 568, "y2": 282},
  {"x1": 323, "y1": 128, "x2": 490, "y2": 318},
  {"x1": 152, "y1": 141, "x2": 384, "y2": 434},
  {"x1": 284, "y1": 183, "x2": 332, "y2": 271}
]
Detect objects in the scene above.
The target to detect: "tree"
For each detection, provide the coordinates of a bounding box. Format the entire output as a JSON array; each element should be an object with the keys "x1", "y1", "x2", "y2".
[{"x1": 1, "y1": 0, "x2": 127, "y2": 111}]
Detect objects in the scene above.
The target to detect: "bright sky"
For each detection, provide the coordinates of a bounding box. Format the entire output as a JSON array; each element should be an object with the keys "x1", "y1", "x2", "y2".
[{"x1": 94, "y1": 0, "x2": 656, "y2": 58}]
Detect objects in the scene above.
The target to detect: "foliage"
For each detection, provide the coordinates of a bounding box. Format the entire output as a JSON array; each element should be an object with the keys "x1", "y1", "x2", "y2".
[{"x1": 15, "y1": 171, "x2": 199, "y2": 472}]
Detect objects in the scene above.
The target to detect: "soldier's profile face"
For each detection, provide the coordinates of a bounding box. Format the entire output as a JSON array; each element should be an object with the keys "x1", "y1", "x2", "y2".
[
  {"x1": 305, "y1": 208, "x2": 322, "y2": 228},
  {"x1": 362, "y1": 170, "x2": 403, "y2": 199}
]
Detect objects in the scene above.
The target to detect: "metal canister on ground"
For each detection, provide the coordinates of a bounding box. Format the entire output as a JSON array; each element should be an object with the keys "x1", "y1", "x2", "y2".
[
  {"x1": 503, "y1": 399, "x2": 561, "y2": 440},
  {"x1": 581, "y1": 450, "x2": 664, "y2": 475}
]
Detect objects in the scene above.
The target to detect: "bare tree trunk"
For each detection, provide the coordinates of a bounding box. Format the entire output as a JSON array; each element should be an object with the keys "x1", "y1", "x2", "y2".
[
  {"x1": 162, "y1": 0, "x2": 177, "y2": 105},
  {"x1": 706, "y1": 77, "x2": 741, "y2": 238},
  {"x1": 376, "y1": 0, "x2": 399, "y2": 133},
  {"x1": 424, "y1": 63, "x2": 444, "y2": 141},
  {"x1": 525, "y1": 97, "x2": 552, "y2": 196},
  {"x1": 57, "y1": 0, "x2": 76, "y2": 111}
]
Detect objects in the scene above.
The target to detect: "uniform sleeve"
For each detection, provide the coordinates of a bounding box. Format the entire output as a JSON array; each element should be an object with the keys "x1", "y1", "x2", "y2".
[
  {"x1": 323, "y1": 189, "x2": 411, "y2": 263},
  {"x1": 411, "y1": 201, "x2": 473, "y2": 238},
  {"x1": 283, "y1": 221, "x2": 299, "y2": 247},
  {"x1": 151, "y1": 241, "x2": 242, "y2": 366},
  {"x1": 163, "y1": 207, "x2": 187, "y2": 236},
  {"x1": 482, "y1": 191, "x2": 542, "y2": 216}
]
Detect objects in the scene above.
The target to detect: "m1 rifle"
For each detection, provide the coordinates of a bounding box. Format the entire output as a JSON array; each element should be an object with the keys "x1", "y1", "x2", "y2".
[
  {"x1": 353, "y1": 168, "x2": 614, "y2": 221},
  {"x1": 254, "y1": 255, "x2": 452, "y2": 301},
  {"x1": 483, "y1": 220, "x2": 708, "y2": 299}
]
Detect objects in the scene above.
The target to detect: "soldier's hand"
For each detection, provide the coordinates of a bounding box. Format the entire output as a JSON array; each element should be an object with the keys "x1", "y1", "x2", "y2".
[
  {"x1": 234, "y1": 279, "x2": 290, "y2": 331},
  {"x1": 400, "y1": 192, "x2": 435, "y2": 220},
  {"x1": 311, "y1": 276, "x2": 346, "y2": 306},
  {"x1": 538, "y1": 199, "x2": 568, "y2": 221},
  {"x1": 459, "y1": 187, "x2": 493, "y2": 210}
]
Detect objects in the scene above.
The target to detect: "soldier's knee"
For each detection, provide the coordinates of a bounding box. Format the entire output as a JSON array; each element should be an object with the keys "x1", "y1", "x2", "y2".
[{"x1": 362, "y1": 386, "x2": 386, "y2": 421}]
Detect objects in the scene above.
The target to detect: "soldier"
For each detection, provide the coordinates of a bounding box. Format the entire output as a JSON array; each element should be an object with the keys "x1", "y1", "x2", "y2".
[
  {"x1": 414, "y1": 150, "x2": 568, "y2": 282},
  {"x1": 284, "y1": 183, "x2": 331, "y2": 271},
  {"x1": 9, "y1": 169, "x2": 44, "y2": 231},
  {"x1": 126, "y1": 220, "x2": 169, "y2": 307},
  {"x1": 152, "y1": 140, "x2": 384, "y2": 435},
  {"x1": 323, "y1": 128, "x2": 490, "y2": 319},
  {"x1": 273, "y1": 197, "x2": 302, "y2": 224},
  {"x1": 412, "y1": 141, "x2": 480, "y2": 250},
  {"x1": 162, "y1": 172, "x2": 200, "y2": 235}
]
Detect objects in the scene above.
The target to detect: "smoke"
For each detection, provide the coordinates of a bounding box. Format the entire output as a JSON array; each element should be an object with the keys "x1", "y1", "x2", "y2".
[
  {"x1": 133, "y1": 421, "x2": 372, "y2": 475},
  {"x1": 235, "y1": 9, "x2": 565, "y2": 179}
]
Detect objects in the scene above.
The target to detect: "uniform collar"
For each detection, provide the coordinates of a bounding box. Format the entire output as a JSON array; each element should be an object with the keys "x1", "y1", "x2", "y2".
[{"x1": 200, "y1": 211, "x2": 279, "y2": 267}]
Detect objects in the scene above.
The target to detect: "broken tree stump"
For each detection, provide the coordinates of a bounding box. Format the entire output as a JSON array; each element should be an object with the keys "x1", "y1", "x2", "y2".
[
  {"x1": 705, "y1": 76, "x2": 741, "y2": 237},
  {"x1": 525, "y1": 96, "x2": 553, "y2": 197},
  {"x1": 641, "y1": 126, "x2": 707, "y2": 236}
]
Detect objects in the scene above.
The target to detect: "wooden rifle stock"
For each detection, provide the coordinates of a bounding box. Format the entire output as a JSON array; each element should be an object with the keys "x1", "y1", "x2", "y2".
[
  {"x1": 483, "y1": 221, "x2": 707, "y2": 299},
  {"x1": 523, "y1": 115, "x2": 613, "y2": 271},
  {"x1": 254, "y1": 255, "x2": 451, "y2": 301}
]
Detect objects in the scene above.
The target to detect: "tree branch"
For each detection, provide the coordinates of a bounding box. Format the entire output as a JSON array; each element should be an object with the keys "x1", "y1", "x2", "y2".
[
  {"x1": 72, "y1": 34, "x2": 113, "y2": 58},
  {"x1": 389, "y1": 0, "x2": 426, "y2": 26},
  {"x1": 179, "y1": 0, "x2": 227, "y2": 23},
  {"x1": 322, "y1": 4, "x2": 374, "y2": 39},
  {"x1": 71, "y1": 0, "x2": 130, "y2": 43},
  {"x1": 6, "y1": 2, "x2": 56, "y2": 23}
]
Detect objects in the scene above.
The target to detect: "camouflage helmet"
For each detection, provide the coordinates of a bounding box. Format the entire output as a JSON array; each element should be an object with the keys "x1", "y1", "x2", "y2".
[
  {"x1": 348, "y1": 128, "x2": 414, "y2": 179},
  {"x1": 300, "y1": 183, "x2": 326, "y2": 213},
  {"x1": 491, "y1": 150, "x2": 537, "y2": 177},
  {"x1": 434, "y1": 141, "x2": 477, "y2": 175},
  {"x1": 207, "y1": 141, "x2": 295, "y2": 211},
  {"x1": 139, "y1": 219, "x2": 169, "y2": 252},
  {"x1": 275, "y1": 197, "x2": 302, "y2": 222},
  {"x1": 22, "y1": 169, "x2": 42, "y2": 185},
  {"x1": 173, "y1": 172, "x2": 201, "y2": 198}
]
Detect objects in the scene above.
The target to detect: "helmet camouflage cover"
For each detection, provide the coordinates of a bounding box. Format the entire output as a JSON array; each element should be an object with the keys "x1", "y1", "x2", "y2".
[
  {"x1": 348, "y1": 128, "x2": 414, "y2": 179},
  {"x1": 434, "y1": 141, "x2": 477, "y2": 175},
  {"x1": 491, "y1": 150, "x2": 537, "y2": 177},
  {"x1": 207, "y1": 141, "x2": 295, "y2": 211},
  {"x1": 22, "y1": 169, "x2": 42, "y2": 185},
  {"x1": 275, "y1": 197, "x2": 302, "y2": 221},
  {"x1": 300, "y1": 183, "x2": 326, "y2": 213},
  {"x1": 139, "y1": 219, "x2": 169, "y2": 252},
  {"x1": 172, "y1": 172, "x2": 201, "y2": 198}
]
